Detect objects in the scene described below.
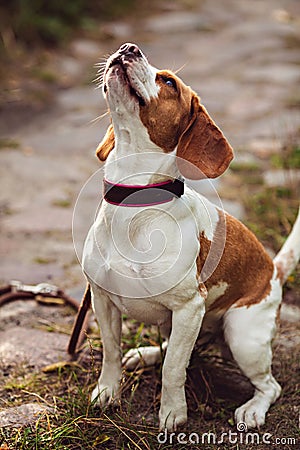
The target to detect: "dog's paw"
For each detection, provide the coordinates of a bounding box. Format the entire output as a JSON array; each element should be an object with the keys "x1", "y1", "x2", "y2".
[
  {"x1": 91, "y1": 382, "x2": 120, "y2": 407},
  {"x1": 159, "y1": 403, "x2": 187, "y2": 431},
  {"x1": 235, "y1": 380, "x2": 281, "y2": 429},
  {"x1": 122, "y1": 345, "x2": 166, "y2": 370},
  {"x1": 235, "y1": 400, "x2": 267, "y2": 429}
]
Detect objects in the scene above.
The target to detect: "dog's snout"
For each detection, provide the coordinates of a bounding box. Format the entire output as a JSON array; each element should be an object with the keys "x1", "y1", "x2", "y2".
[{"x1": 119, "y1": 43, "x2": 142, "y2": 57}]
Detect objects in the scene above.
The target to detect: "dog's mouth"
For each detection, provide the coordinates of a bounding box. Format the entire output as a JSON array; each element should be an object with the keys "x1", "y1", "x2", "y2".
[
  {"x1": 128, "y1": 84, "x2": 146, "y2": 107},
  {"x1": 105, "y1": 58, "x2": 146, "y2": 107}
]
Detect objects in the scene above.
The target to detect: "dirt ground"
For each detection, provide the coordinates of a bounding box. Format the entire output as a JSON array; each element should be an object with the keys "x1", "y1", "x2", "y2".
[{"x1": 0, "y1": 0, "x2": 299, "y2": 448}]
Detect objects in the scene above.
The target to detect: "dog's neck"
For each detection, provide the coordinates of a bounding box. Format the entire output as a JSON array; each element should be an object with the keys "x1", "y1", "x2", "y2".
[{"x1": 104, "y1": 117, "x2": 180, "y2": 186}]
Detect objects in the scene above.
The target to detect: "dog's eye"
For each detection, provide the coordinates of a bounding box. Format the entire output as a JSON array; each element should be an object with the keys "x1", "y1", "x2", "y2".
[{"x1": 163, "y1": 77, "x2": 177, "y2": 90}]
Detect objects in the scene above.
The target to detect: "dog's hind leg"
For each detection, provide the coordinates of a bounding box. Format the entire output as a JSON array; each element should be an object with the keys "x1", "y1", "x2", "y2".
[
  {"x1": 223, "y1": 286, "x2": 282, "y2": 428},
  {"x1": 123, "y1": 340, "x2": 168, "y2": 369},
  {"x1": 122, "y1": 321, "x2": 170, "y2": 369},
  {"x1": 90, "y1": 284, "x2": 122, "y2": 407}
]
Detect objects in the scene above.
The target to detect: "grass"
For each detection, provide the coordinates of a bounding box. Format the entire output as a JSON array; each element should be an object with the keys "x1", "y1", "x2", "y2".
[
  {"x1": 271, "y1": 145, "x2": 300, "y2": 170},
  {"x1": 33, "y1": 256, "x2": 56, "y2": 265},
  {"x1": 52, "y1": 199, "x2": 72, "y2": 208},
  {"x1": 29, "y1": 67, "x2": 58, "y2": 84},
  {"x1": 0, "y1": 138, "x2": 20, "y2": 150},
  {"x1": 0, "y1": 337, "x2": 158, "y2": 449},
  {"x1": 229, "y1": 139, "x2": 300, "y2": 301},
  {"x1": 243, "y1": 186, "x2": 298, "y2": 249},
  {"x1": 228, "y1": 141, "x2": 299, "y2": 252},
  {"x1": 1, "y1": 319, "x2": 299, "y2": 450}
]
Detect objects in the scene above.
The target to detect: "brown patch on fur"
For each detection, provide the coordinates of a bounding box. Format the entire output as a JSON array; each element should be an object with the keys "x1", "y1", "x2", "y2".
[
  {"x1": 139, "y1": 70, "x2": 233, "y2": 179},
  {"x1": 197, "y1": 211, "x2": 274, "y2": 310},
  {"x1": 139, "y1": 70, "x2": 192, "y2": 153},
  {"x1": 177, "y1": 96, "x2": 233, "y2": 179},
  {"x1": 275, "y1": 261, "x2": 285, "y2": 285},
  {"x1": 96, "y1": 123, "x2": 115, "y2": 161}
]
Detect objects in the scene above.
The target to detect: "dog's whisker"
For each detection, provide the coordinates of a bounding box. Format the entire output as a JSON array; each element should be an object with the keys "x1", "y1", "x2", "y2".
[
  {"x1": 94, "y1": 82, "x2": 105, "y2": 91},
  {"x1": 95, "y1": 62, "x2": 107, "y2": 69},
  {"x1": 94, "y1": 68, "x2": 105, "y2": 75},
  {"x1": 94, "y1": 67, "x2": 105, "y2": 80},
  {"x1": 88, "y1": 111, "x2": 109, "y2": 126},
  {"x1": 93, "y1": 75, "x2": 104, "y2": 84},
  {"x1": 95, "y1": 69, "x2": 105, "y2": 77},
  {"x1": 95, "y1": 53, "x2": 113, "y2": 65},
  {"x1": 174, "y1": 62, "x2": 189, "y2": 75}
]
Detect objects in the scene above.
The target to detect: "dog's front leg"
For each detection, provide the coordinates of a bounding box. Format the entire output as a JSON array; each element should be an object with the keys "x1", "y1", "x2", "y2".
[
  {"x1": 159, "y1": 292, "x2": 206, "y2": 431},
  {"x1": 90, "y1": 284, "x2": 122, "y2": 407}
]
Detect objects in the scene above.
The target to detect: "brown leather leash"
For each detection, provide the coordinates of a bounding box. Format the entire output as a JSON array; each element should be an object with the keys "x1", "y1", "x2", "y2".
[
  {"x1": 0, "y1": 280, "x2": 91, "y2": 356},
  {"x1": 67, "y1": 284, "x2": 91, "y2": 355}
]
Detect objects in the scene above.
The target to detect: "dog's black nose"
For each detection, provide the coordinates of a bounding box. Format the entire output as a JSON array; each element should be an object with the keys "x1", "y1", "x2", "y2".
[{"x1": 119, "y1": 43, "x2": 142, "y2": 57}]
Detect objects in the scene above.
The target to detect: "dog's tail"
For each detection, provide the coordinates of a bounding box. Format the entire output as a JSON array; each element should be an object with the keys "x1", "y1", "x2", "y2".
[{"x1": 274, "y1": 206, "x2": 300, "y2": 285}]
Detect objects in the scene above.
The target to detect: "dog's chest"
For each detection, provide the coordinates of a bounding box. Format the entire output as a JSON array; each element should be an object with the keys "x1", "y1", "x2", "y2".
[{"x1": 83, "y1": 203, "x2": 200, "y2": 303}]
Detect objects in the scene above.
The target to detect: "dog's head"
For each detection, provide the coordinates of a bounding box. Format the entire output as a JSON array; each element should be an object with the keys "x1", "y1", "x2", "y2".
[{"x1": 96, "y1": 43, "x2": 233, "y2": 179}]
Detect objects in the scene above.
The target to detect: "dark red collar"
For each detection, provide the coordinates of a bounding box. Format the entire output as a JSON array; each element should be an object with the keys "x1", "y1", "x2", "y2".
[{"x1": 103, "y1": 178, "x2": 184, "y2": 207}]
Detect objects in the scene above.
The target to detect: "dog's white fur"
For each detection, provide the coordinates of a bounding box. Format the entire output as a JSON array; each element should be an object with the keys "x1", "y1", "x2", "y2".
[{"x1": 82, "y1": 43, "x2": 300, "y2": 431}]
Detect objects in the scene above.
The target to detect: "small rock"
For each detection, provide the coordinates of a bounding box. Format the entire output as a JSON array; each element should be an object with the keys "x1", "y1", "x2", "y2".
[
  {"x1": 280, "y1": 303, "x2": 300, "y2": 324},
  {"x1": 57, "y1": 56, "x2": 84, "y2": 83},
  {"x1": 0, "y1": 327, "x2": 69, "y2": 369},
  {"x1": 145, "y1": 11, "x2": 210, "y2": 34},
  {"x1": 272, "y1": 9, "x2": 293, "y2": 24},
  {"x1": 264, "y1": 169, "x2": 300, "y2": 187},
  {"x1": 101, "y1": 22, "x2": 133, "y2": 39},
  {"x1": 0, "y1": 403, "x2": 54, "y2": 428},
  {"x1": 221, "y1": 199, "x2": 245, "y2": 220},
  {"x1": 247, "y1": 139, "x2": 282, "y2": 158},
  {"x1": 71, "y1": 39, "x2": 101, "y2": 59},
  {"x1": 244, "y1": 65, "x2": 300, "y2": 85}
]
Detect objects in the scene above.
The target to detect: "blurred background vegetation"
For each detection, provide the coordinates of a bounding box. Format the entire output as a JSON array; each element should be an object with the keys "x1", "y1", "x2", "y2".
[
  {"x1": 0, "y1": 0, "x2": 141, "y2": 50},
  {"x1": 0, "y1": 0, "x2": 164, "y2": 111}
]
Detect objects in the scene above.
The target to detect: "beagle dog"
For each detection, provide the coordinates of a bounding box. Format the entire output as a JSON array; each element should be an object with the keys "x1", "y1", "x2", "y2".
[{"x1": 81, "y1": 43, "x2": 300, "y2": 431}]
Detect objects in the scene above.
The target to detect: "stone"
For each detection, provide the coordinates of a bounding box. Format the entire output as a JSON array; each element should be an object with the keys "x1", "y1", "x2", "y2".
[
  {"x1": 280, "y1": 303, "x2": 300, "y2": 324},
  {"x1": 0, "y1": 327, "x2": 69, "y2": 369},
  {"x1": 247, "y1": 139, "x2": 282, "y2": 158},
  {"x1": 0, "y1": 403, "x2": 54, "y2": 428},
  {"x1": 264, "y1": 169, "x2": 300, "y2": 187},
  {"x1": 244, "y1": 64, "x2": 300, "y2": 85},
  {"x1": 145, "y1": 11, "x2": 210, "y2": 34},
  {"x1": 71, "y1": 39, "x2": 101, "y2": 59},
  {"x1": 101, "y1": 22, "x2": 133, "y2": 39},
  {"x1": 221, "y1": 199, "x2": 245, "y2": 220}
]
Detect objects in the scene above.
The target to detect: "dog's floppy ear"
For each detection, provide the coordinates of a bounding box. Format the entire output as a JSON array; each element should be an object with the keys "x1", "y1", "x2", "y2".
[
  {"x1": 177, "y1": 95, "x2": 233, "y2": 179},
  {"x1": 96, "y1": 124, "x2": 115, "y2": 161}
]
